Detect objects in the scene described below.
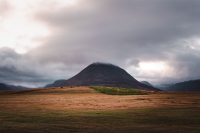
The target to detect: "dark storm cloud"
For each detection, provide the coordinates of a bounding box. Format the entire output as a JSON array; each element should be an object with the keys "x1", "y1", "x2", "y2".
[
  {"x1": 1, "y1": 0, "x2": 200, "y2": 86},
  {"x1": 0, "y1": 48, "x2": 83, "y2": 87},
  {"x1": 0, "y1": 48, "x2": 51, "y2": 87}
]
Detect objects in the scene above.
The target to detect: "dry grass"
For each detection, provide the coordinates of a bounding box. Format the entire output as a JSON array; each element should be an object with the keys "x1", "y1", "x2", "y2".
[
  {"x1": 0, "y1": 86, "x2": 199, "y2": 111},
  {"x1": 0, "y1": 86, "x2": 200, "y2": 133}
]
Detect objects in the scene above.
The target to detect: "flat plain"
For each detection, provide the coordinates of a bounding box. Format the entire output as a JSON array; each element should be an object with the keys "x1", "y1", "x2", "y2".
[{"x1": 0, "y1": 87, "x2": 200, "y2": 133}]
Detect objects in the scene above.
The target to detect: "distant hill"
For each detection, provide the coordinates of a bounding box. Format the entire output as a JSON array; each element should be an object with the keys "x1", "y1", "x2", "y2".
[
  {"x1": 155, "y1": 84, "x2": 172, "y2": 91},
  {"x1": 47, "y1": 63, "x2": 159, "y2": 91},
  {"x1": 166, "y1": 79, "x2": 200, "y2": 91},
  {"x1": 0, "y1": 83, "x2": 11, "y2": 91},
  {"x1": 0, "y1": 83, "x2": 27, "y2": 91}
]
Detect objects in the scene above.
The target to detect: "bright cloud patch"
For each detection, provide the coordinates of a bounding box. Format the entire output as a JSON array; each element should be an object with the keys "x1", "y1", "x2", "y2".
[
  {"x1": 127, "y1": 61, "x2": 175, "y2": 83},
  {"x1": 137, "y1": 61, "x2": 173, "y2": 76},
  {"x1": 0, "y1": 0, "x2": 79, "y2": 54}
]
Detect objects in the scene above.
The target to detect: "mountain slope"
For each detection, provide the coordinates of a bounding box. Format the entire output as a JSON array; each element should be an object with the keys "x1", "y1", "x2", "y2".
[
  {"x1": 141, "y1": 81, "x2": 153, "y2": 87},
  {"x1": 167, "y1": 79, "x2": 200, "y2": 91},
  {"x1": 47, "y1": 63, "x2": 159, "y2": 91},
  {"x1": 0, "y1": 83, "x2": 27, "y2": 91},
  {"x1": 0, "y1": 83, "x2": 12, "y2": 91}
]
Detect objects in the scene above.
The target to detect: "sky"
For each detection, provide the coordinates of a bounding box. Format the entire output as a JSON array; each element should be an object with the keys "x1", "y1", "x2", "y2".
[{"x1": 0, "y1": 0, "x2": 200, "y2": 87}]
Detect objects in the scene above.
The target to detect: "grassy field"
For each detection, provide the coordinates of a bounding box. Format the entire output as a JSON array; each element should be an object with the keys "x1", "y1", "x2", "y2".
[
  {"x1": 0, "y1": 108, "x2": 200, "y2": 133},
  {"x1": 0, "y1": 87, "x2": 200, "y2": 133},
  {"x1": 90, "y1": 86, "x2": 147, "y2": 95}
]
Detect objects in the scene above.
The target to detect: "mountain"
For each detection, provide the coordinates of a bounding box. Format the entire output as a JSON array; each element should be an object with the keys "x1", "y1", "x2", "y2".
[
  {"x1": 155, "y1": 83, "x2": 172, "y2": 91},
  {"x1": 0, "y1": 83, "x2": 27, "y2": 91},
  {"x1": 166, "y1": 79, "x2": 200, "y2": 91},
  {"x1": 141, "y1": 81, "x2": 153, "y2": 87},
  {"x1": 47, "y1": 63, "x2": 159, "y2": 91},
  {"x1": 0, "y1": 83, "x2": 12, "y2": 91}
]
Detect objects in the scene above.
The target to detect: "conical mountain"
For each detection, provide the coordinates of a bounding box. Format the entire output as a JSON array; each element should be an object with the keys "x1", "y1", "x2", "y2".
[{"x1": 47, "y1": 63, "x2": 159, "y2": 91}]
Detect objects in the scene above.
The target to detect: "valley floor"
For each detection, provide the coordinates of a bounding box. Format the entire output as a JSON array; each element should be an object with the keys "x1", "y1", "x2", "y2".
[{"x1": 0, "y1": 87, "x2": 200, "y2": 133}]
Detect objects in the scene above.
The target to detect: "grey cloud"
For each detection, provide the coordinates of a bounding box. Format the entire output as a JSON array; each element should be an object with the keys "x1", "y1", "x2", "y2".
[
  {"x1": 1, "y1": 0, "x2": 200, "y2": 86},
  {"x1": 32, "y1": 0, "x2": 200, "y2": 84},
  {"x1": 0, "y1": 48, "x2": 67, "y2": 87}
]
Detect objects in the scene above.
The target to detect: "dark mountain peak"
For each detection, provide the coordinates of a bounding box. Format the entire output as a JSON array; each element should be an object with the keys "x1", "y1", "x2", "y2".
[
  {"x1": 83, "y1": 62, "x2": 126, "y2": 75},
  {"x1": 47, "y1": 63, "x2": 159, "y2": 91},
  {"x1": 84, "y1": 62, "x2": 119, "y2": 72},
  {"x1": 88, "y1": 62, "x2": 120, "y2": 68},
  {"x1": 70, "y1": 62, "x2": 138, "y2": 84}
]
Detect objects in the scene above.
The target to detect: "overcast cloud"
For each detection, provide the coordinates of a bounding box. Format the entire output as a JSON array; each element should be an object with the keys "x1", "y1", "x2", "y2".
[{"x1": 1, "y1": 0, "x2": 200, "y2": 87}]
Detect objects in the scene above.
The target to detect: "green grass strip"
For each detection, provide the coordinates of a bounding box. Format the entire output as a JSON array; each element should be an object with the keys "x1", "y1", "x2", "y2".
[{"x1": 90, "y1": 86, "x2": 147, "y2": 95}]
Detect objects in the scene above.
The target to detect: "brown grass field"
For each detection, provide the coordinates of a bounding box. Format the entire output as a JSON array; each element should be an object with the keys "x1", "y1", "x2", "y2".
[{"x1": 0, "y1": 87, "x2": 200, "y2": 133}]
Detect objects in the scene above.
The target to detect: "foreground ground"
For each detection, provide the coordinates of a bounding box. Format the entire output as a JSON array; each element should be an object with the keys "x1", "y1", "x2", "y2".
[{"x1": 0, "y1": 87, "x2": 200, "y2": 133}]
